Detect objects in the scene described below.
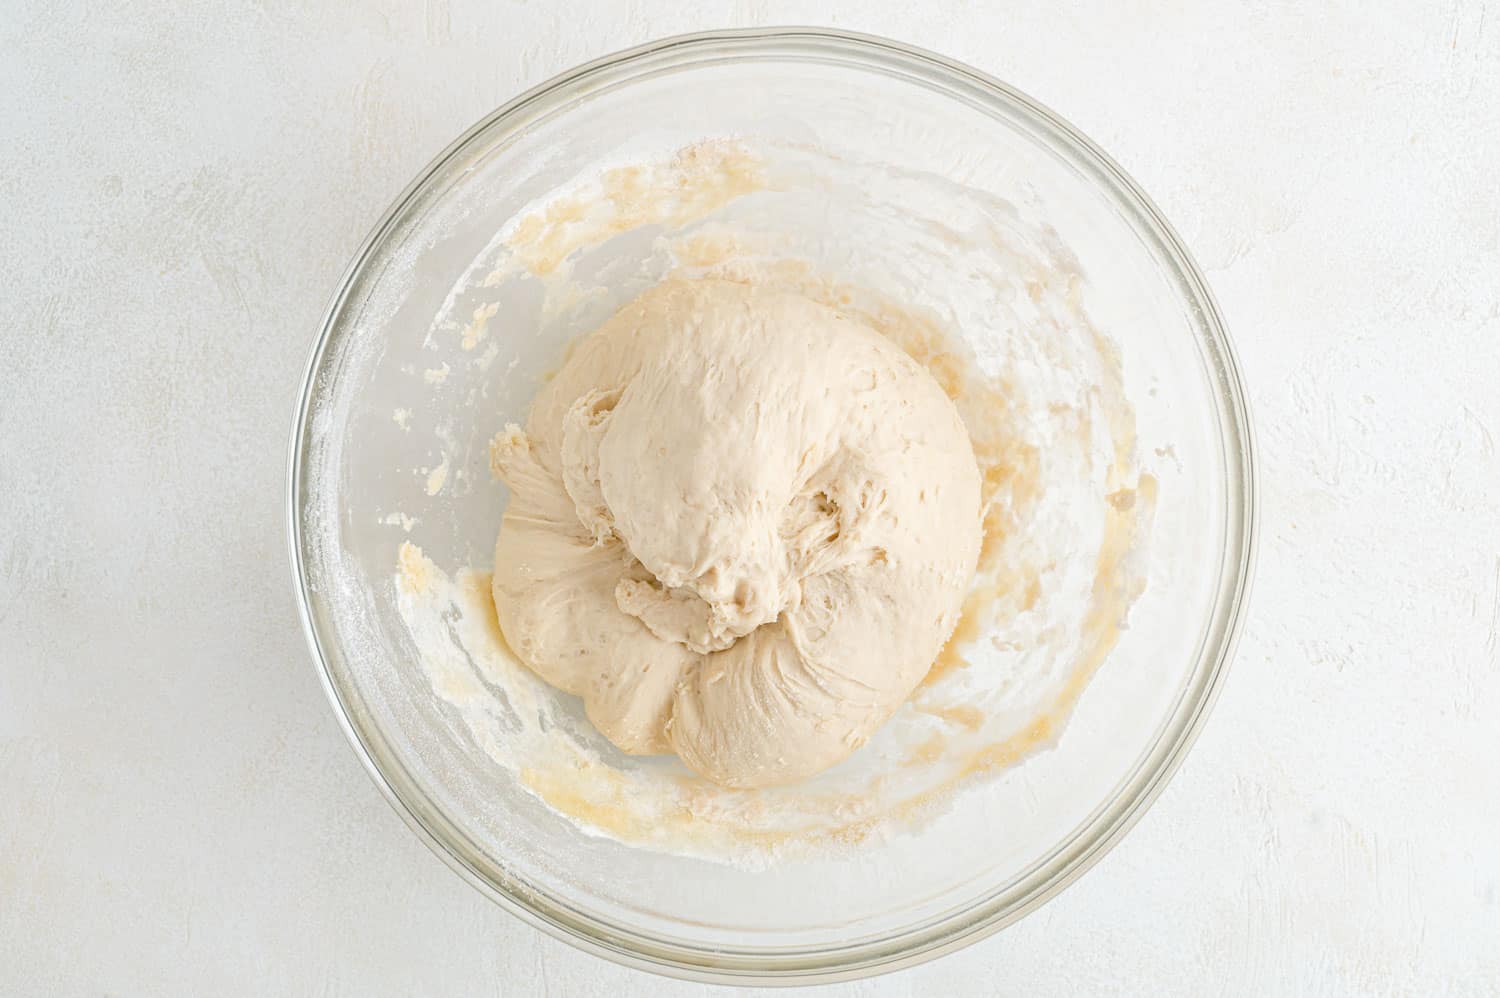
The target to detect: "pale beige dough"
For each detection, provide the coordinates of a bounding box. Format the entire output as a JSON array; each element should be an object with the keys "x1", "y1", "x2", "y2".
[{"x1": 490, "y1": 279, "x2": 981, "y2": 788}]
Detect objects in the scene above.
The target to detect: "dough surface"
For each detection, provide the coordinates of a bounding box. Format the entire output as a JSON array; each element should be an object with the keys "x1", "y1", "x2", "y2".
[{"x1": 490, "y1": 279, "x2": 981, "y2": 788}]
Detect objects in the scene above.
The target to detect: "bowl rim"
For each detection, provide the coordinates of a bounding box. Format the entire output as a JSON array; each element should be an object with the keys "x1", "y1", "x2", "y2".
[{"x1": 287, "y1": 25, "x2": 1257, "y2": 986}]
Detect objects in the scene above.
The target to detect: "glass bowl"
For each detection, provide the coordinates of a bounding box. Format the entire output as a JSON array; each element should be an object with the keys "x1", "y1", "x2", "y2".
[{"x1": 288, "y1": 27, "x2": 1254, "y2": 984}]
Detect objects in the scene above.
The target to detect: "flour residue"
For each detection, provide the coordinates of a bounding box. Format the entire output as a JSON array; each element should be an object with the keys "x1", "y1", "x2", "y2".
[
  {"x1": 389, "y1": 139, "x2": 1156, "y2": 866},
  {"x1": 504, "y1": 140, "x2": 765, "y2": 277},
  {"x1": 461, "y1": 302, "x2": 500, "y2": 351},
  {"x1": 423, "y1": 455, "x2": 449, "y2": 496}
]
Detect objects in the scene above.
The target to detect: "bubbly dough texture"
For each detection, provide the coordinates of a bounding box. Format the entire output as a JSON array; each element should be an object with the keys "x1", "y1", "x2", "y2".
[{"x1": 490, "y1": 279, "x2": 982, "y2": 788}]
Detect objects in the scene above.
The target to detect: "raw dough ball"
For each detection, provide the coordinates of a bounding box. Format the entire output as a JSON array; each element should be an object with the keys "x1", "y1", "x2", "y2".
[{"x1": 490, "y1": 279, "x2": 981, "y2": 788}]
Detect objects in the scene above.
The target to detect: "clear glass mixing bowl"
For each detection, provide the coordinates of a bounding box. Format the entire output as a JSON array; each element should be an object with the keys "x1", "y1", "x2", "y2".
[{"x1": 288, "y1": 28, "x2": 1255, "y2": 984}]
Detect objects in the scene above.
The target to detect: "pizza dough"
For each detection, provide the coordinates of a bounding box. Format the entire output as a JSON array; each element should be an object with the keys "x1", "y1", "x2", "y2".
[{"x1": 490, "y1": 278, "x2": 981, "y2": 788}]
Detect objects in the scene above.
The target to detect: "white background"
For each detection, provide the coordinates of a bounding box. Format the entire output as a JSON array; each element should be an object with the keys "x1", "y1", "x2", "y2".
[{"x1": 3, "y1": 2, "x2": 1498, "y2": 994}]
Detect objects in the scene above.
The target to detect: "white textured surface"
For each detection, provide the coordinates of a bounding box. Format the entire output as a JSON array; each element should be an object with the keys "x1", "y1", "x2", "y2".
[{"x1": 2, "y1": 1, "x2": 1497, "y2": 994}]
